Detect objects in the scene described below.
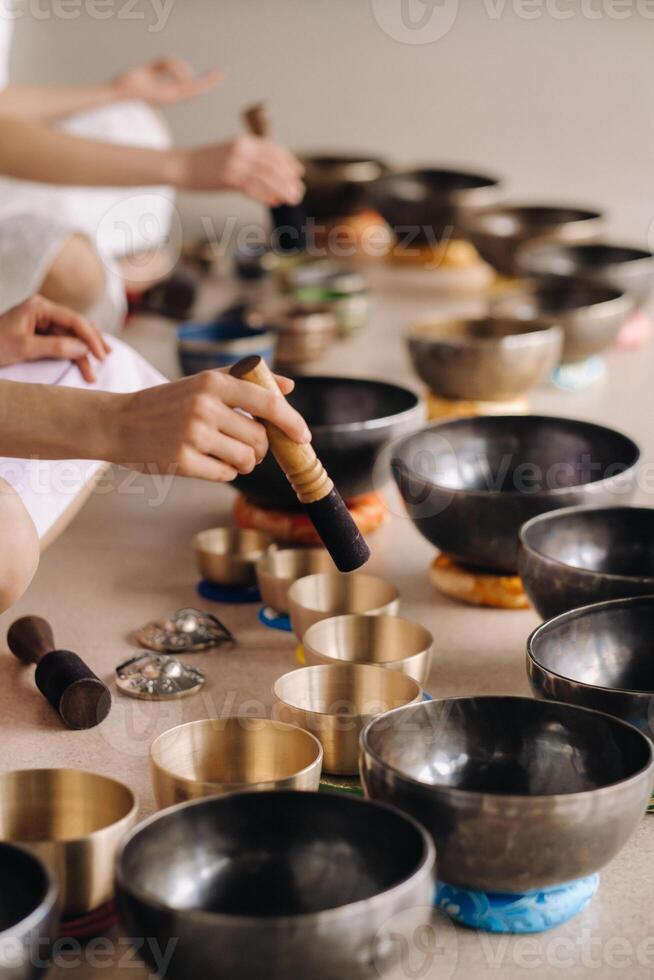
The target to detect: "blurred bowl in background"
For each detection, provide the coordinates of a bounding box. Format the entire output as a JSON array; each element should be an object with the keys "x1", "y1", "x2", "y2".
[
  {"x1": 301, "y1": 153, "x2": 389, "y2": 219},
  {"x1": 194, "y1": 528, "x2": 273, "y2": 588},
  {"x1": 406, "y1": 316, "x2": 563, "y2": 401},
  {"x1": 178, "y1": 318, "x2": 277, "y2": 375}
]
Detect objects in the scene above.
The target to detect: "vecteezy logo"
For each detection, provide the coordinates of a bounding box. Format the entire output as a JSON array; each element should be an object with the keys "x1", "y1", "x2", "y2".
[{"x1": 370, "y1": 0, "x2": 460, "y2": 44}]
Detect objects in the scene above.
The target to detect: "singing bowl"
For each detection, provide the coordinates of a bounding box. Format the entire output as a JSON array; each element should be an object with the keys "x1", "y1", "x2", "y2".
[
  {"x1": 463, "y1": 204, "x2": 604, "y2": 276},
  {"x1": 368, "y1": 167, "x2": 502, "y2": 241},
  {"x1": 518, "y1": 506, "x2": 654, "y2": 619},
  {"x1": 406, "y1": 316, "x2": 563, "y2": 401},
  {"x1": 516, "y1": 241, "x2": 654, "y2": 306},
  {"x1": 391, "y1": 415, "x2": 640, "y2": 574},
  {"x1": 256, "y1": 547, "x2": 334, "y2": 614},
  {"x1": 288, "y1": 572, "x2": 400, "y2": 639},
  {"x1": 150, "y1": 717, "x2": 323, "y2": 809},
  {"x1": 117, "y1": 790, "x2": 434, "y2": 980},
  {"x1": 274, "y1": 663, "x2": 422, "y2": 775},
  {"x1": 233, "y1": 376, "x2": 423, "y2": 510},
  {"x1": 360, "y1": 696, "x2": 654, "y2": 894},
  {"x1": 0, "y1": 769, "x2": 136, "y2": 919},
  {"x1": 193, "y1": 527, "x2": 272, "y2": 588},
  {"x1": 0, "y1": 843, "x2": 58, "y2": 980},
  {"x1": 269, "y1": 303, "x2": 337, "y2": 366},
  {"x1": 527, "y1": 596, "x2": 654, "y2": 740},
  {"x1": 301, "y1": 153, "x2": 389, "y2": 219},
  {"x1": 177, "y1": 319, "x2": 277, "y2": 375},
  {"x1": 490, "y1": 275, "x2": 634, "y2": 364},
  {"x1": 302, "y1": 614, "x2": 433, "y2": 686}
]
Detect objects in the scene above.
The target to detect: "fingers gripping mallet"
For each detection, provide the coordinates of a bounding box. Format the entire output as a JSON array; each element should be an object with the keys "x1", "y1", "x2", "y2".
[{"x1": 230, "y1": 356, "x2": 371, "y2": 572}]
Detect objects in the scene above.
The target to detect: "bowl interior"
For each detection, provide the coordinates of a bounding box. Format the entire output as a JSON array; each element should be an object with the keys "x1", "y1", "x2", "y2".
[
  {"x1": 364, "y1": 697, "x2": 650, "y2": 795},
  {"x1": 281, "y1": 377, "x2": 417, "y2": 430},
  {"x1": 275, "y1": 663, "x2": 420, "y2": 716},
  {"x1": 0, "y1": 770, "x2": 134, "y2": 843},
  {"x1": 393, "y1": 416, "x2": 638, "y2": 495},
  {"x1": 522, "y1": 507, "x2": 654, "y2": 579},
  {"x1": 494, "y1": 278, "x2": 622, "y2": 316},
  {"x1": 305, "y1": 615, "x2": 431, "y2": 665},
  {"x1": 379, "y1": 168, "x2": 499, "y2": 199},
  {"x1": 530, "y1": 597, "x2": 654, "y2": 693},
  {"x1": 0, "y1": 844, "x2": 50, "y2": 933},
  {"x1": 409, "y1": 316, "x2": 555, "y2": 345},
  {"x1": 195, "y1": 528, "x2": 270, "y2": 560},
  {"x1": 119, "y1": 791, "x2": 427, "y2": 916},
  {"x1": 473, "y1": 206, "x2": 601, "y2": 237},
  {"x1": 289, "y1": 573, "x2": 398, "y2": 614},
  {"x1": 151, "y1": 719, "x2": 321, "y2": 785},
  {"x1": 520, "y1": 242, "x2": 653, "y2": 275}
]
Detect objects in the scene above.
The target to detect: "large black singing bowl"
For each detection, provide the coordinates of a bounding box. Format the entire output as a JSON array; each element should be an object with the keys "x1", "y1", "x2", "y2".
[
  {"x1": 116, "y1": 790, "x2": 435, "y2": 980},
  {"x1": 391, "y1": 416, "x2": 639, "y2": 573},
  {"x1": 519, "y1": 506, "x2": 654, "y2": 618},
  {"x1": 528, "y1": 596, "x2": 654, "y2": 741},
  {"x1": 234, "y1": 376, "x2": 423, "y2": 509},
  {"x1": 360, "y1": 696, "x2": 654, "y2": 894}
]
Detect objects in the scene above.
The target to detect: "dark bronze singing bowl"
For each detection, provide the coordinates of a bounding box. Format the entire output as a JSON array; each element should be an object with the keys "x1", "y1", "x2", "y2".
[
  {"x1": 463, "y1": 204, "x2": 604, "y2": 276},
  {"x1": 368, "y1": 167, "x2": 502, "y2": 241},
  {"x1": 116, "y1": 790, "x2": 435, "y2": 980},
  {"x1": 519, "y1": 506, "x2": 654, "y2": 619},
  {"x1": 301, "y1": 154, "x2": 389, "y2": 220},
  {"x1": 490, "y1": 275, "x2": 634, "y2": 364},
  {"x1": 0, "y1": 843, "x2": 58, "y2": 980},
  {"x1": 360, "y1": 696, "x2": 654, "y2": 894},
  {"x1": 516, "y1": 242, "x2": 654, "y2": 307},
  {"x1": 528, "y1": 596, "x2": 654, "y2": 741},
  {"x1": 234, "y1": 376, "x2": 423, "y2": 510},
  {"x1": 391, "y1": 416, "x2": 639, "y2": 573},
  {"x1": 406, "y1": 316, "x2": 563, "y2": 401}
]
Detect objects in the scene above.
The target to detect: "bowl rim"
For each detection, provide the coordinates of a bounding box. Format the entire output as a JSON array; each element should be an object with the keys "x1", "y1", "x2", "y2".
[
  {"x1": 0, "y1": 841, "x2": 58, "y2": 941},
  {"x1": 406, "y1": 316, "x2": 563, "y2": 348},
  {"x1": 491, "y1": 274, "x2": 631, "y2": 315},
  {"x1": 273, "y1": 662, "x2": 423, "y2": 717},
  {"x1": 193, "y1": 527, "x2": 273, "y2": 558},
  {"x1": 464, "y1": 203, "x2": 604, "y2": 236},
  {"x1": 287, "y1": 572, "x2": 400, "y2": 614},
  {"x1": 149, "y1": 717, "x2": 324, "y2": 790},
  {"x1": 371, "y1": 165, "x2": 503, "y2": 193},
  {"x1": 115, "y1": 789, "x2": 435, "y2": 925},
  {"x1": 256, "y1": 545, "x2": 333, "y2": 579},
  {"x1": 516, "y1": 240, "x2": 654, "y2": 270},
  {"x1": 519, "y1": 505, "x2": 654, "y2": 585},
  {"x1": 527, "y1": 594, "x2": 654, "y2": 697},
  {"x1": 302, "y1": 613, "x2": 433, "y2": 665},
  {"x1": 360, "y1": 694, "x2": 654, "y2": 802},
  {"x1": 0, "y1": 768, "x2": 138, "y2": 846},
  {"x1": 392, "y1": 415, "x2": 641, "y2": 500}
]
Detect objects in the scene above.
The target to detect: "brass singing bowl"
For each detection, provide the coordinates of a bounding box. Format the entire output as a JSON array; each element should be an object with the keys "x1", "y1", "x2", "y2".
[
  {"x1": 193, "y1": 527, "x2": 272, "y2": 588},
  {"x1": 150, "y1": 717, "x2": 323, "y2": 809},
  {"x1": 274, "y1": 663, "x2": 422, "y2": 775},
  {"x1": 303, "y1": 614, "x2": 433, "y2": 685},
  {"x1": 0, "y1": 769, "x2": 136, "y2": 919},
  {"x1": 256, "y1": 547, "x2": 335, "y2": 614},
  {"x1": 288, "y1": 572, "x2": 400, "y2": 639}
]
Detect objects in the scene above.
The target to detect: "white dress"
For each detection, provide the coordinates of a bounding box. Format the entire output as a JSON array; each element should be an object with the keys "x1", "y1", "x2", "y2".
[{"x1": 0, "y1": 13, "x2": 175, "y2": 332}]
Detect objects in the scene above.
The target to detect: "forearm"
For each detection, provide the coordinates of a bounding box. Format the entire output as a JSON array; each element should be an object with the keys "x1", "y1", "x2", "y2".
[
  {"x1": 0, "y1": 381, "x2": 123, "y2": 461},
  {"x1": 0, "y1": 83, "x2": 119, "y2": 122},
  {"x1": 0, "y1": 115, "x2": 184, "y2": 187}
]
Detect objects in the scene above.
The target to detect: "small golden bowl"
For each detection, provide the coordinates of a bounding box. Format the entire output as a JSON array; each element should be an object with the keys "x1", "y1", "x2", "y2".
[
  {"x1": 274, "y1": 663, "x2": 422, "y2": 775},
  {"x1": 193, "y1": 527, "x2": 272, "y2": 587},
  {"x1": 0, "y1": 769, "x2": 136, "y2": 919},
  {"x1": 256, "y1": 546, "x2": 335, "y2": 614},
  {"x1": 287, "y1": 572, "x2": 400, "y2": 639},
  {"x1": 303, "y1": 614, "x2": 433, "y2": 685},
  {"x1": 150, "y1": 717, "x2": 323, "y2": 809}
]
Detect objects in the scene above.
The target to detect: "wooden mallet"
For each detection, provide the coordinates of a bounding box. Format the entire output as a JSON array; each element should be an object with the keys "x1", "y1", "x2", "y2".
[
  {"x1": 230, "y1": 355, "x2": 371, "y2": 572},
  {"x1": 7, "y1": 616, "x2": 111, "y2": 730}
]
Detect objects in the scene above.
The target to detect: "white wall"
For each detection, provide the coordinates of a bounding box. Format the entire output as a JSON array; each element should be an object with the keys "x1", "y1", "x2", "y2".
[{"x1": 8, "y1": 0, "x2": 654, "y2": 240}]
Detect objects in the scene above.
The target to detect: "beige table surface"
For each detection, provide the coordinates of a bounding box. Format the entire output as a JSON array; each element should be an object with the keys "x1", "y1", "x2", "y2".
[{"x1": 2, "y1": 266, "x2": 654, "y2": 979}]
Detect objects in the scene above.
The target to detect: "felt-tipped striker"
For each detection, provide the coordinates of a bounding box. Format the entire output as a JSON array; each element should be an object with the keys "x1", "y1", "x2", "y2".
[{"x1": 230, "y1": 356, "x2": 371, "y2": 572}]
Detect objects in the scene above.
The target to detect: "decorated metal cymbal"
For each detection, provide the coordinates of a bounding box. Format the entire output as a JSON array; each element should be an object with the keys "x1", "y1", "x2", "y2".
[
  {"x1": 115, "y1": 652, "x2": 205, "y2": 701},
  {"x1": 134, "y1": 608, "x2": 235, "y2": 654}
]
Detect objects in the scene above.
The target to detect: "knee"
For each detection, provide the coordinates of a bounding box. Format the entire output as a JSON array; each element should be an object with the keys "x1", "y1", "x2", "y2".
[
  {"x1": 0, "y1": 478, "x2": 39, "y2": 614},
  {"x1": 40, "y1": 234, "x2": 106, "y2": 313}
]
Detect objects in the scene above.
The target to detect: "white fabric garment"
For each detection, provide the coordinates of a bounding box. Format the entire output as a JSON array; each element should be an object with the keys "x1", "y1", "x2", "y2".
[
  {"x1": 0, "y1": 9, "x2": 175, "y2": 331},
  {"x1": 0, "y1": 337, "x2": 165, "y2": 539}
]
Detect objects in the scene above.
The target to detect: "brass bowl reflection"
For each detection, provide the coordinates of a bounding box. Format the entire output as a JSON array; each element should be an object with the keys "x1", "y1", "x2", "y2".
[
  {"x1": 256, "y1": 547, "x2": 335, "y2": 614},
  {"x1": 303, "y1": 615, "x2": 433, "y2": 685},
  {"x1": 274, "y1": 663, "x2": 421, "y2": 775},
  {"x1": 150, "y1": 717, "x2": 323, "y2": 809},
  {"x1": 0, "y1": 769, "x2": 136, "y2": 919},
  {"x1": 288, "y1": 572, "x2": 400, "y2": 639},
  {"x1": 193, "y1": 527, "x2": 272, "y2": 587}
]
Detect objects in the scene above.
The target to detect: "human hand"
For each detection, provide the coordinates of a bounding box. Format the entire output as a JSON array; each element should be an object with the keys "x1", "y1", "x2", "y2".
[
  {"x1": 114, "y1": 58, "x2": 223, "y2": 107},
  {"x1": 178, "y1": 135, "x2": 304, "y2": 205},
  {"x1": 113, "y1": 368, "x2": 311, "y2": 482},
  {"x1": 0, "y1": 296, "x2": 110, "y2": 383}
]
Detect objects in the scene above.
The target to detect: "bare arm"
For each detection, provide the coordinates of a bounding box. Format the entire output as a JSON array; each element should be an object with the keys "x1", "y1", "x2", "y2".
[{"x1": 0, "y1": 83, "x2": 117, "y2": 122}]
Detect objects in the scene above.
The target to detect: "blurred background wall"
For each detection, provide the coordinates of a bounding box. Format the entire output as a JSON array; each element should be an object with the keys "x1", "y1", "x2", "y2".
[{"x1": 8, "y1": 0, "x2": 654, "y2": 240}]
